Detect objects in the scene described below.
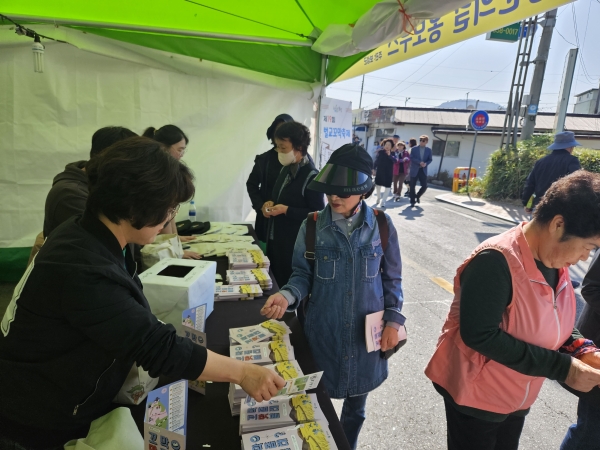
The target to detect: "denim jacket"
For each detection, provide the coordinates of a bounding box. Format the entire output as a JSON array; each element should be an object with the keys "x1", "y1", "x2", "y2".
[{"x1": 282, "y1": 202, "x2": 405, "y2": 398}]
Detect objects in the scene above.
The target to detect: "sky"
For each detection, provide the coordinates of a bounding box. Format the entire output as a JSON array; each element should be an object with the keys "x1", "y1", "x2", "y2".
[{"x1": 328, "y1": 0, "x2": 600, "y2": 113}]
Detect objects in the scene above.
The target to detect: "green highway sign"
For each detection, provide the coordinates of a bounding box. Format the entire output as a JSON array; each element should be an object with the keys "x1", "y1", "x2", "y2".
[{"x1": 486, "y1": 23, "x2": 521, "y2": 42}]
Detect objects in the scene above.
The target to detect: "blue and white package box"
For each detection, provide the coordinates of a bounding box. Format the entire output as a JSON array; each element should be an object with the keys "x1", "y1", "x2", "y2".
[
  {"x1": 181, "y1": 307, "x2": 207, "y2": 395},
  {"x1": 241, "y1": 421, "x2": 338, "y2": 450},
  {"x1": 139, "y1": 258, "x2": 216, "y2": 332},
  {"x1": 144, "y1": 380, "x2": 188, "y2": 450}
]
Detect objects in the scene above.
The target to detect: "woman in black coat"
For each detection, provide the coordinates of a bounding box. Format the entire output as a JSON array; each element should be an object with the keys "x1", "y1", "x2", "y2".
[
  {"x1": 246, "y1": 114, "x2": 295, "y2": 244},
  {"x1": 263, "y1": 122, "x2": 325, "y2": 287},
  {"x1": 373, "y1": 138, "x2": 396, "y2": 209}
]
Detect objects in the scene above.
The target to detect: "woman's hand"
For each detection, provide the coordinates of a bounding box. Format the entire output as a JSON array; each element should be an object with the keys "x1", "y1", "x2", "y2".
[
  {"x1": 260, "y1": 293, "x2": 289, "y2": 319},
  {"x1": 268, "y1": 205, "x2": 288, "y2": 217},
  {"x1": 239, "y1": 364, "x2": 286, "y2": 402},
  {"x1": 183, "y1": 250, "x2": 202, "y2": 260},
  {"x1": 262, "y1": 201, "x2": 275, "y2": 218},
  {"x1": 565, "y1": 357, "x2": 600, "y2": 392},
  {"x1": 380, "y1": 326, "x2": 400, "y2": 352},
  {"x1": 579, "y1": 352, "x2": 600, "y2": 370},
  {"x1": 179, "y1": 235, "x2": 196, "y2": 242}
]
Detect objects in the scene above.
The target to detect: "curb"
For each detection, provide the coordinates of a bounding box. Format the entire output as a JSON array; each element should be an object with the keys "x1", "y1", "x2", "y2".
[{"x1": 435, "y1": 194, "x2": 520, "y2": 224}]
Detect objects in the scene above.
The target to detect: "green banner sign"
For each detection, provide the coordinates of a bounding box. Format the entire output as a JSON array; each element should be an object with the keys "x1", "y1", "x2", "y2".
[{"x1": 486, "y1": 22, "x2": 521, "y2": 42}]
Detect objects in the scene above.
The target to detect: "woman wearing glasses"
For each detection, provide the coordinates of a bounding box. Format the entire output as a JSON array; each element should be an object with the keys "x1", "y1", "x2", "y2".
[
  {"x1": 143, "y1": 124, "x2": 201, "y2": 259},
  {"x1": 261, "y1": 144, "x2": 406, "y2": 450},
  {"x1": 0, "y1": 138, "x2": 285, "y2": 450}
]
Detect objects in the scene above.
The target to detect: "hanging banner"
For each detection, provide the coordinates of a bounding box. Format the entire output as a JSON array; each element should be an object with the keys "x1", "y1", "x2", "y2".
[
  {"x1": 336, "y1": 0, "x2": 573, "y2": 82},
  {"x1": 319, "y1": 97, "x2": 352, "y2": 169}
]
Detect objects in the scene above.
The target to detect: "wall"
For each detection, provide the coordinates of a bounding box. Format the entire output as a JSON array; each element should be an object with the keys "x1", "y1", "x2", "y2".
[{"x1": 0, "y1": 41, "x2": 315, "y2": 253}]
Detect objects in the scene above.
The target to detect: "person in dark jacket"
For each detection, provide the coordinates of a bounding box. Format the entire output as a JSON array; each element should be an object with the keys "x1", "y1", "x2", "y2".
[
  {"x1": 561, "y1": 251, "x2": 600, "y2": 450},
  {"x1": 43, "y1": 126, "x2": 137, "y2": 238},
  {"x1": 246, "y1": 114, "x2": 295, "y2": 244},
  {"x1": 522, "y1": 131, "x2": 582, "y2": 212},
  {"x1": 264, "y1": 122, "x2": 325, "y2": 288},
  {"x1": 0, "y1": 138, "x2": 284, "y2": 450},
  {"x1": 409, "y1": 135, "x2": 433, "y2": 207},
  {"x1": 373, "y1": 139, "x2": 396, "y2": 209}
]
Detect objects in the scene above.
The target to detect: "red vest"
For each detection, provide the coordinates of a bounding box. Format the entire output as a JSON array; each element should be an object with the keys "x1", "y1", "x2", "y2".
[{"x1": 425, "y1": 223, "x2": 576, "y2": 414}]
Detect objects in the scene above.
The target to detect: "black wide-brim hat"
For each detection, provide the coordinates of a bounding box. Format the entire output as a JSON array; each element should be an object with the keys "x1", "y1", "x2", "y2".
[{"x1": 308, "y1": 143, "x2": 373, "y2": 196}]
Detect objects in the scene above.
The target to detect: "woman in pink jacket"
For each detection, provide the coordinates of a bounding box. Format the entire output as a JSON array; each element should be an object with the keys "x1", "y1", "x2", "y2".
[
  {"x1": 392, "y1": 142, "x2": 410, "y2": 201},
  {"x1": 426, "y1": 171, "x2": 600, "y2": 450}
]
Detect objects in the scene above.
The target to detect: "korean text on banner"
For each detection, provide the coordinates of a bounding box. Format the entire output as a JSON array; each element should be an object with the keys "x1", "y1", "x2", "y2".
[
  {"x1": 319, "y1": 98, "x2": 352, "y2": 169},
  {"x1": 336, "y1": 0, "x2": 573, "y2": 82}
]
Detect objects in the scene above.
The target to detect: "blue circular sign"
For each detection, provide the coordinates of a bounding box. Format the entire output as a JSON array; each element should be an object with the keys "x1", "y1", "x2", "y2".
[{"x1": 469, "y1": 110, "x2": 489, "y2": 131}]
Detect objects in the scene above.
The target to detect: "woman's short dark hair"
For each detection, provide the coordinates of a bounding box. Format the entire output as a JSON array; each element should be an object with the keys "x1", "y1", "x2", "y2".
[
  {"x1": 86, "y1": 137, "x2": 195, "y2": 229},
  {"x1": 409, "y1": 138, "x2": 417, "y2": 147},
  {"x1": 90, "y1": 126, "x2": 137, "y2": 158},
  {"x1": 363, "y1": 185, "x2": 376, "y2": 200},
  {"x1": 274, "y1": 122, "x2": 311, "y2": 156},
  {"x1": 534, "y1": 170, "x2": 600, "y2": 239},
  {"x1": 143, "y1": 125, "x2": 189, "y2": 147},
  {"x1": 381, "y1": 139, "x2": 394, "y2": 149}
]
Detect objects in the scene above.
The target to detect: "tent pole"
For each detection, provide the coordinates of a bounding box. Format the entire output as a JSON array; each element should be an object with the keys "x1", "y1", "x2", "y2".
[
  {"x1": 314, "y1": 55, "x2": 328, "y2": 170},
  {"x1": 4, "y1": 14, "x2": 314, "y2": 47}
]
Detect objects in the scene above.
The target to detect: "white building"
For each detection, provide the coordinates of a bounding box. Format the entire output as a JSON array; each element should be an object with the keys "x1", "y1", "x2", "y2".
[
  {"x1": 573, "y1": 89, "x2": 599, "y2": 115},
  {"x1": 355, "y1": 106, "x2": 600, "y2": 178}
]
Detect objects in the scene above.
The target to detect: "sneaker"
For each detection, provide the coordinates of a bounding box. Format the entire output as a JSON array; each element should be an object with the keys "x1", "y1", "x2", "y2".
[
  {"x1": 410, "y1": 202, "x2": 415, "y2": 207},
  {"x1": 417, "y1": 197, "x2": 421, "y2": 204}
]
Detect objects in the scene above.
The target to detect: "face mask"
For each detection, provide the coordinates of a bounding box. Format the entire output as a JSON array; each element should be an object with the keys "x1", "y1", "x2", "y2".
[{"x1": 278, "y1": 151, "x2": 297, "y2": 166}]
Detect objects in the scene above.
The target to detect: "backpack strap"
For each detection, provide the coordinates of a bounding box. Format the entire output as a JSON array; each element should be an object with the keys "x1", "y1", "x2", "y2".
[
  {"x1": 372, "y1": 208, "x2": 389, "y2": 252},
  {"x1": 304, "y1": 211, "x2": 318, "y2": 268}
]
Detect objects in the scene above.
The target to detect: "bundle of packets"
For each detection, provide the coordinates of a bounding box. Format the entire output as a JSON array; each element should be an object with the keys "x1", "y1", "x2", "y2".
[
  {"x1": 229, "y1": 319, "x2": 292, "y2": 345},
  {"x1": 144, "y1": 380, "x2": 188, "y2": 450},
  {"x1": 239, "y1": 393, "x2": 327, "y2": 435},
  {"x1": 215, "y1": 284, "x2": 263, "y2": 301},
  {"x1": 230, "y1": 336, "x2": 295, "y2": 365},
  {"x1": 228, "y1": 360, "x2": 303, "y2": 416},
  {"x1": 228, "y1": 250, "x2": 271, "y2": 270},
  {"x1": 241, "y1": 421, "x2": 338, "y2": 450},
  {"x1": 226, "y1": 268, "x2": 273, "y2": 290}
]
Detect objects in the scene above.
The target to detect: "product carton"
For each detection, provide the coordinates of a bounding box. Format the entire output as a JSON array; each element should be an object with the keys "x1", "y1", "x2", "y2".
[
  {"x1": 139, "y1": 258, "x2": 216, "y2": 332},
  {"x1": 144, "y1": 380, "x2": 188, "y2": 450},
  {"x1": 181, "y1": 307, "x2": 207, "y2": 395}
]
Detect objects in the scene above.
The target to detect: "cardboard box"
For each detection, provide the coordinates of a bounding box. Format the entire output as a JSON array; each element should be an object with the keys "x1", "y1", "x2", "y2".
[
  {"x1": 181, "y1": 307, "x2": 207, "y2": 395},
  {"x1": 139, "y1": 258, "x2": 216, "y2": 332},
  {"x1": 144, "y1": 380, "x2": 188, "y2": 450}
]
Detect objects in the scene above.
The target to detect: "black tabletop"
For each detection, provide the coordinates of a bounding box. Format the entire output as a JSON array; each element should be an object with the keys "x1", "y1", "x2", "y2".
[{"x1": 129, "y1": 225, "x2": 350, "y2": 449}]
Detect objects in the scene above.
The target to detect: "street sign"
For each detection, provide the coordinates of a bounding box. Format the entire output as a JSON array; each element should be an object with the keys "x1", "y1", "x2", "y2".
[
  {"x1": 527, "y1": 104, "x2": 538, "y2": 116},
  {"x1": 469, "y1": 110, "x2": 490, "y2": 131},
  {"x1": 486, "y1": 22, "x2": 537, "y2": 43},
  {"x1": 486, "y1": 23, "x2": 520, "y2": 42}
]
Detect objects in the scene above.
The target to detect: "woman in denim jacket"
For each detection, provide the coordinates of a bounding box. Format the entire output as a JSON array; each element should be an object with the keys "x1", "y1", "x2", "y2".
[{"x1": 261, "y1": 144, "x2": 406, "y2": 449}]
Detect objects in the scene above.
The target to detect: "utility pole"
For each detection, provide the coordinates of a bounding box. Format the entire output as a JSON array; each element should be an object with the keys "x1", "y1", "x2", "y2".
[
  {"x1": 466, "y1": 92, "x2": 470, "y2": 109},
  {"x1": 358, "y1": 75, "x2": 365, "y2": 109},
  {"x1": 405, "y1": 97, "x2": 410, "y2": 107},
  {"x1": 554, "y1": 48, "x2": 578, "y2": 133},
  {"x1": 521, "y1": 9, "x2": 557, "y2": 140}
]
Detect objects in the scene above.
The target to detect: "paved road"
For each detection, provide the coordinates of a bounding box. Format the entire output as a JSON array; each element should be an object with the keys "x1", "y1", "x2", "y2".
[{"x1": 331, "y1": 187, "x2": 590, "y2": 450}]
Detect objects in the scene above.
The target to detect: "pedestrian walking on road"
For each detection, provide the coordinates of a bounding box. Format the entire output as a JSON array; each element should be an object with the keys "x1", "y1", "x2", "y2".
[
  {"x1": 373, "y1": 138, "x2": 396, "y2": 208},
  {"x1": 409, "y1": 135, "x2": 433, "y2": 207},
  {"x1": 392, "y1": 142, "x2": 410, "y2": 200},
  {"x1": 261, "y1": 144, "x2": 406, "y2": 450},
  {"x1": 561, "y1": 250, "x2": 600, "y2": 450},
  {"x1": 426, "y1": 171, "x2": 600, "y2": 450},
  {"x1": 522, "y1": 131, "x2": 581, "y2": 213}
]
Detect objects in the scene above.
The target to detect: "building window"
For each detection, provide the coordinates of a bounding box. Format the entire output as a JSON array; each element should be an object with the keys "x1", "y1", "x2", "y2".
[
  {"x1": 375, "y1": 128, "x2": 396, "y2": 137},
  {"x1": 432, "y1": 140, "x2": 460, "y2": 157}
]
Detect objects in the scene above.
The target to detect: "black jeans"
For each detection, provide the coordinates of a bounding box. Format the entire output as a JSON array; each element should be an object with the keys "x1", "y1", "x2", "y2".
[
  {"x1": 444, "y1": 399, "x2": 525, "y2": 450},
  {"x1": 409, "y1": 168, "x2": 427, "y2": 204}
]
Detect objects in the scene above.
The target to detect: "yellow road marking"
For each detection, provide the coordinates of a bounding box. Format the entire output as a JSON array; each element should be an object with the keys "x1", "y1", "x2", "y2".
[
  {"x1": 403, "y1": 256, "x2": 454, "y2": 295},
  {"x1": 431, "y1": 277, "x2": 454, "y2": 294}
]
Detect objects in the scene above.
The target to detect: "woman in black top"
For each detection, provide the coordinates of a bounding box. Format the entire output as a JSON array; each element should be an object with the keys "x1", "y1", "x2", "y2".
[
  {"x1": 246, "y1": 114, "x2": 295, "y2": 244},
  {"x1": 373, "y1": 139, "x2": 396, "y2": 209},
  {"x1": 264, "y1": 122, "x2": 325, "y2": 287}
]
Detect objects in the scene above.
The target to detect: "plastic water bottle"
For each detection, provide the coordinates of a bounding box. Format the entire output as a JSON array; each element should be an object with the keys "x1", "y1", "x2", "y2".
[{"x1": 189, "y1": 201, "x2": 197, "y2": 222}]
